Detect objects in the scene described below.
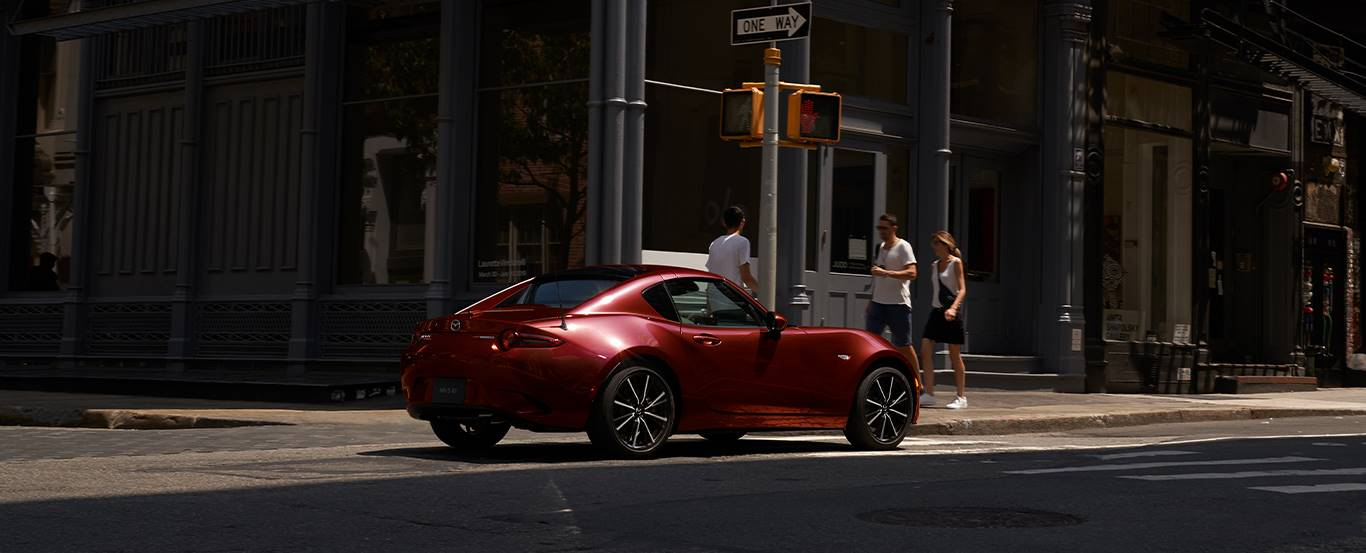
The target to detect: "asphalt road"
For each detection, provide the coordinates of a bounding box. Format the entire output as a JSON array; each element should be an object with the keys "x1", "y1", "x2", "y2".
[{"x1": 3, "y1": 416, "x2": 1366, "y2": 552}]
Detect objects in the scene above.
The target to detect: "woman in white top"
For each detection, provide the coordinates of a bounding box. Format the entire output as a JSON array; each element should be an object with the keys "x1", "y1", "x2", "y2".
[{"x1": 920, "y1": 231, "x2": 968, "y2": 409}]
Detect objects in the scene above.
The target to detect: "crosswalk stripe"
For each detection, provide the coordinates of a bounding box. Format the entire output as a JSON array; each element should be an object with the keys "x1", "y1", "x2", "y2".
[
  {"x1": 1248, "y1": 483, "x2": 1366, "y2": 495},
  {"x1": 1311, "y1": 442, "x2": 1349, "y2": 447},
  {"x1": 1120, "y1": 467, "x2": 1366, "y2": 481},
  {"x1": 1004, "y1": 456, "x2": 1322, "y2": 475},
  {"x1": 1091, "y1": 450, "x2": 1198, "y2": 461}
]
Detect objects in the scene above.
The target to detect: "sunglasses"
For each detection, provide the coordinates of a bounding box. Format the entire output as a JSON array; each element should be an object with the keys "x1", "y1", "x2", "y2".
[{"x1": 876, "y1": 225, "x2": 892, "y2": 231}]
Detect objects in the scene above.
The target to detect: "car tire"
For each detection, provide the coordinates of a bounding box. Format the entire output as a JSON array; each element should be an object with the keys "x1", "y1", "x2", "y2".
[
  {"x1": 844, "y1": 366, "x2": 914, "y2": 450},
  {"x1": 698, "y1": 430, "x2": 746, "y2": 443},
  {"x1": 588, "y1": 365, "x2": 677, "y2": 459},
  {"x1": 430, "y1": 419, "x2": 511, "y2": 452}
]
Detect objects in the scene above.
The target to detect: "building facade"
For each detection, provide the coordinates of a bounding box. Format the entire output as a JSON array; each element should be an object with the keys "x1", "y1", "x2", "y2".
[{"x1": 1, "y1": 0, "x2": 1363, "y2": 389}]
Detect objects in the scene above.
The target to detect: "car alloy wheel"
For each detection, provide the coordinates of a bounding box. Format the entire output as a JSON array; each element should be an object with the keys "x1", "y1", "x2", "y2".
[
  {"x1": 845, "y1": 367, "x2": 913, "y2": 450},
  {"x1": 430, "y1": 419, "x2": 512, "y2": 452},
  {"x1": 590, "y1": 365, "x2": 676, "y2": 458}
]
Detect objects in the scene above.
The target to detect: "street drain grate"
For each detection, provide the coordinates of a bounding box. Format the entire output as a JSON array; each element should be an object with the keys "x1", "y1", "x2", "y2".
[{"x1": 856, "y1": 507, "x2": 1084, "y2": 529}]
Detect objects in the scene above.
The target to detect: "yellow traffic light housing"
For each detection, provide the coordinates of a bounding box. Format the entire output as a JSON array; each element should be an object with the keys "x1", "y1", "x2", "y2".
[
  {"x1": 786, "y1": 90, "x2": 841, "y2": 144},
  {"x1": 720, "y1": 87, "x2": 764, "y2": 141}
]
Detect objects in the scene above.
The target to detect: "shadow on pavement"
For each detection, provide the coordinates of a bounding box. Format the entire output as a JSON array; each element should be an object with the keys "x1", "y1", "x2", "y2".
[{"x1": 360, "y1": 435, "x2": 856, "y2": 465}]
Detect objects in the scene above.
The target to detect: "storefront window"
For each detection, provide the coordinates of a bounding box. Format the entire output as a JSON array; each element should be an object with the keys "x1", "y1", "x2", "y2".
[
  {"x1": 811, "y1": 18, "x2": 909, "y2": 105},
  {"x1": 337, "y1": 1, "x2": 440, "y2": 285},
  {"x1": 948, "y1": 162, "x2": 1000, "y2": 281},
  {"x1": 1109, "y1": 0, "x2": 1190, "y2": 69},
  {"x1": 1102, "y1": 126, "x2": 1193, "y2": 341},
  {"x1": 473, "y1": 0, "x2": 591, "y2": 284},
  {"x1": 11, "y1": 33, "x2": 79, "y2": 291},
  {"x1": 951, "y1": 0, "x2": 1037, "y2": 128},
  {"x1": 1108, "y1": 72, "x2": 1192, "y2": 132}
]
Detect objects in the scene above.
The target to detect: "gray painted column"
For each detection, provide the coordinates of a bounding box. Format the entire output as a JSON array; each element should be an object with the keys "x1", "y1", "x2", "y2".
[
  {"x1": 290, "y1": 1, "x2": 343, "y2": 368},
  {"x1": 621, "y1": 0, "x2": 646, "y2": 265},
  {"x1": 0, "y1": 8, "x2": 17, "y2": 295},
  {"x1": 776, "y1": 36, "x2": 810, "y2": 321},
  {"x1": 432, "y1": 0, "x2": 479, "y2": 315},
  {"x1": 1082, "y1": 0, "x2": 1107, "y2": 391},
  {"x1": 1039, "y1": 0, "x2": 1092, "y2": 375},
  {"x1": 586, "y1": 0, "x2": 627, "y2": 265},
  {"x1": 57, "y1": 36, "x2": 96, "y2": 363},
  {"x1": 921, "y1": 0, "x2": 952, "y2": 247},
  {"x1": 585, "y1": 0, "x2": 605, "y2": 266},
  {"x1": 168, "y1": 21, "x2": 206, "y2": 364}
]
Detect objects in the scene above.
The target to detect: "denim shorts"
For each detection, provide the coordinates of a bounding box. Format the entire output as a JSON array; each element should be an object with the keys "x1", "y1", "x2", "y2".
[{"x1": 865, "y1": 302, "x2": 912, "y2": 347}]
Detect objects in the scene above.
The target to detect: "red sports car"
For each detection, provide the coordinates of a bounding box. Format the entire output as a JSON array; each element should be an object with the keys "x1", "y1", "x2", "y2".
[{"x1": 402, "y1": 265, "x2": 920, "y2": 458}]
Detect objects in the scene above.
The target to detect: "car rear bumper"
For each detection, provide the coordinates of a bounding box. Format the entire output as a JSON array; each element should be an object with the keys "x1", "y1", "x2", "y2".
[{"x1": 400, "y1": 350, "x2": 596, "y2": 431}]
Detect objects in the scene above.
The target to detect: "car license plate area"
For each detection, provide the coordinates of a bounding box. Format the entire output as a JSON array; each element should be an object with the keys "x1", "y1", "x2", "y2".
[{"x1": 431, "y1": 378, "x2": 467, "y2": 404}]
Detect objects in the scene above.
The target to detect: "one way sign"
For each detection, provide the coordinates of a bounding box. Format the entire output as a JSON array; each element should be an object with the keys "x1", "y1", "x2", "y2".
[{"x1": 731, "y1": 2, "x2": 811, "y2": 46}]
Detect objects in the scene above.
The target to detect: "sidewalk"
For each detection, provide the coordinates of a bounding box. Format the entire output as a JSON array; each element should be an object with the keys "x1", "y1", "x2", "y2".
[{"x1": 3, "y1": 388, "x2": 1366, "y2": 434}]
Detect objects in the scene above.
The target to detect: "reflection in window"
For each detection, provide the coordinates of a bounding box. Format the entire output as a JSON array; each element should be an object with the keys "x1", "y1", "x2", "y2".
[
  {"x1": 337, "y1": 2, "x2": 441, "y2": 285},
  {"x1": 1108, "y1": 72, "x2": 1191, "y2": 132},
  {"x1": 951, "y1": 0, "x2": 1037, "y2": 128},
  {"x1": 643, "y1": 84, "x2": 761, "y2": 255},
  {"x1": 646, "y1": 0, "x2": 767, "y2": 91},
  {"x1": 811, "y1": 18, "x2": 908, "y2": 104},
  {"x1": 474, "y1": 0, "x2": 591, "y2": 284},
  {"x1": 948, "y1": 162, "x2": 1001, "y2": 281},
  {"x1": 11, "y1": 32, "x2": 80, "y2": 291},
  {"x1": 830, "y1": 150, "x2": 876, "y2": 275},
  {"x1": 665, "y1": 279, "x2": 762, "y2": 327},
  {"x1": 1109, "y1": 0, "x2": 1190, "y2": 69}
]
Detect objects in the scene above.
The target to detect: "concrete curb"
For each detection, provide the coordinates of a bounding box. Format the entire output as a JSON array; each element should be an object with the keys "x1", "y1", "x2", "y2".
[
  {"x1": 910, "y1": 407, "x2": 1366, "y2": 436},
  {"x1": 0, "y1": 406, "x2": 292, "y2": 430}
]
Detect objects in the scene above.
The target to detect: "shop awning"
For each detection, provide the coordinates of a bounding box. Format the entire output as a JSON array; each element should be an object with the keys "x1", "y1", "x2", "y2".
[
  {"x1": 8, "y1": 0, "x2": 310, "y2": 40},
  {"x1": 1200, "y1": 8, "x2": 1366, "y2": 115}
]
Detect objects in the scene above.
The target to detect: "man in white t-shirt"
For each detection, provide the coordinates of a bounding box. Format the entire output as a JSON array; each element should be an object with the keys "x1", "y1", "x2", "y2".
[
  {"x1": 865, "y1": 214, "x2": 926, "y2": 402},
  {"x1": 705, "y1": 206, "x2": 760, "y2": 294}
]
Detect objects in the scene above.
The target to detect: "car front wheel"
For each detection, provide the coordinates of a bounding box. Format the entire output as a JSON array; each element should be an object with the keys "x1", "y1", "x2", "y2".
[
  {"x1": 588, "y1": 365, "x2": 677, "y2": 458},
  {"x1": 844, "y1": 367, "x2": 914, "y2": 450}
]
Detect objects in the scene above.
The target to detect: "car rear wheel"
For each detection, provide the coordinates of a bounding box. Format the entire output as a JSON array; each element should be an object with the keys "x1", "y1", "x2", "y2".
[
  {"x1": 698, "y1": 431, "x2": 746, "y2": 443},
  {"x1": 430, "y1": 419, "x2": 511, "y2": 452},
  {"x1": 588, "y1": 365, "x2": 677, "y2": 458},
  {"x1": 844, "y1": 367, "x2": 914, "y2": 450}
]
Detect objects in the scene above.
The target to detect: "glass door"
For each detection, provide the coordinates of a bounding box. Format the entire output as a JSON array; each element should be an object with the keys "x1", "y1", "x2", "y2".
[{"x1": 806, "y1": 146, "x2": 886, "y2": 328}]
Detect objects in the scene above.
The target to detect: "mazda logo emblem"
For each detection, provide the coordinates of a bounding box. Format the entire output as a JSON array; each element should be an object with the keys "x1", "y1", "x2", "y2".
[{"x1": 450, "y1": 319, "x2": 462, "y2": 332}]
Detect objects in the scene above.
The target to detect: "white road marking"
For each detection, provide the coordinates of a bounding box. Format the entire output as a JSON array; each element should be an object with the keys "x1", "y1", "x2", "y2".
[
  {"x1": 1005, "y1": 456, "x2": 1322, "y2": 475},
  {"x1": 1091, "y1": 450, "x2": 1198, "y2": 461},
  {"x1": 1121, "y1": 467, "x2": 1366, "y2": 481},
  {"x1": 1248, "y1": 483, "x2": 1366, "y2": 495},
  {"x1": 1311, "y1": 442, "x2": 1349, "y2": 447}
]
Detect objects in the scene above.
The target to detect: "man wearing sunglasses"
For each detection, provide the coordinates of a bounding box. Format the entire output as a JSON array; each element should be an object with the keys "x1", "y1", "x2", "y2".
[{"x1": 866, "y1": 214, "x2": 925, "y2": 403}]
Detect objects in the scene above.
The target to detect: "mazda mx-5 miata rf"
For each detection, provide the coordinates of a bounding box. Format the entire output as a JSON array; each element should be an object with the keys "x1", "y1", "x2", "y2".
[{"x1": 402, "y1": 265, "x2": 920, "y2": 458}]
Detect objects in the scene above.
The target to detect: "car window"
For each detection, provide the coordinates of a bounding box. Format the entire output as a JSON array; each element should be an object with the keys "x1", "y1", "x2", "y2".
[
  {"x1": 500, "y1": 278, "x2": 622, "y2": 309},
  {"x1": 642, "y1": 283, "x2": 680, "y2": 322},
  {"x1": 664, "y1": 278, "x2": 763, "y2": 327}
]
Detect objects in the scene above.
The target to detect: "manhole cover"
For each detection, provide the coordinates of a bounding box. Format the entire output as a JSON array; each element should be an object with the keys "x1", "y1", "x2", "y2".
[{"x1": 857, "y1": 507, "x2": 1084, "y2": 529}]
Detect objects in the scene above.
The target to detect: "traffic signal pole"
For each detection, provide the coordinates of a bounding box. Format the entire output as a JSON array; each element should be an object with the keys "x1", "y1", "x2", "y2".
[{"x1": 760, "y1": 46, "x2": 781, "y2": 308}]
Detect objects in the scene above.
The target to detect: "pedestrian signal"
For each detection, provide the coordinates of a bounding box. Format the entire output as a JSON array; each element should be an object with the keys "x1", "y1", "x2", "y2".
[
  {"x1": 720, "y1": 88, "x2": 764, "y2": 141},
  {"x1": 786, "y1": 90, "x2": 841, "y2": 143}
]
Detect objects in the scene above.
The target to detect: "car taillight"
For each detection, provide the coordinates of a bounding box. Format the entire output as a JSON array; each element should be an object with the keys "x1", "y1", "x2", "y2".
[{"x1": 495, "y1": 329, "x2": 563, "y2": 351}]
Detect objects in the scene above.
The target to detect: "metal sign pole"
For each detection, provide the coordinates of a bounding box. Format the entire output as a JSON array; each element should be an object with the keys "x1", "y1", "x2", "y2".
[{"x1": 760, "y1": 45, "x2": 781, "y2": 308}]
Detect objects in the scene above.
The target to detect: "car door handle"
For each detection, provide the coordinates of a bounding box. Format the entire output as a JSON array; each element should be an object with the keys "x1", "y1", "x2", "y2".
[{"x1": 692, "y1": 334, "x2": 722, "y2": 346}]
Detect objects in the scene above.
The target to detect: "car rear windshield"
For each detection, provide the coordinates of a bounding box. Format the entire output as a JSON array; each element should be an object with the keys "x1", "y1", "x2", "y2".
[{"x1": 501, "y1": 278, "x2": 623, "y2": 309}]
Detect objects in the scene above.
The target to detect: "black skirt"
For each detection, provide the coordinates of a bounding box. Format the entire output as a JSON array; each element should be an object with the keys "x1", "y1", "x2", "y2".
[{"x1": 922, "y1": 307, "x2": 965, "y2": 345}]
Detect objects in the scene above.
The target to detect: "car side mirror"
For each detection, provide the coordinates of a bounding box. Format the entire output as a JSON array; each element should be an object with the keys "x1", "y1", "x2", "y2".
[{"x1": 766, "y1": 311, "x2": 788, "y2": 336}]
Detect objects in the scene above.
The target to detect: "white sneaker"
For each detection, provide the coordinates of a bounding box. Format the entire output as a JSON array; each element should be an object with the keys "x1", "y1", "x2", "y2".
[
  {"x1": 919, "y1": 393, "x2": 936, "y2": 407},
  {"x1": 945, "y1": 396, "x2": 968, "y2": 410}
]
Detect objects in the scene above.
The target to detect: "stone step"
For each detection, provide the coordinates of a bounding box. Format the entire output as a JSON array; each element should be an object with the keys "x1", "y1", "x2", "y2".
[
  {"x1": 1213, "y1": 375, "x2": 1318, "y2": 394},
  {"x1": 931, "y1": 353, "x2": 1040, "y2": 374},
  {"x1": 929, "y1": 370, "x2": 1061, "y2": 391}
]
